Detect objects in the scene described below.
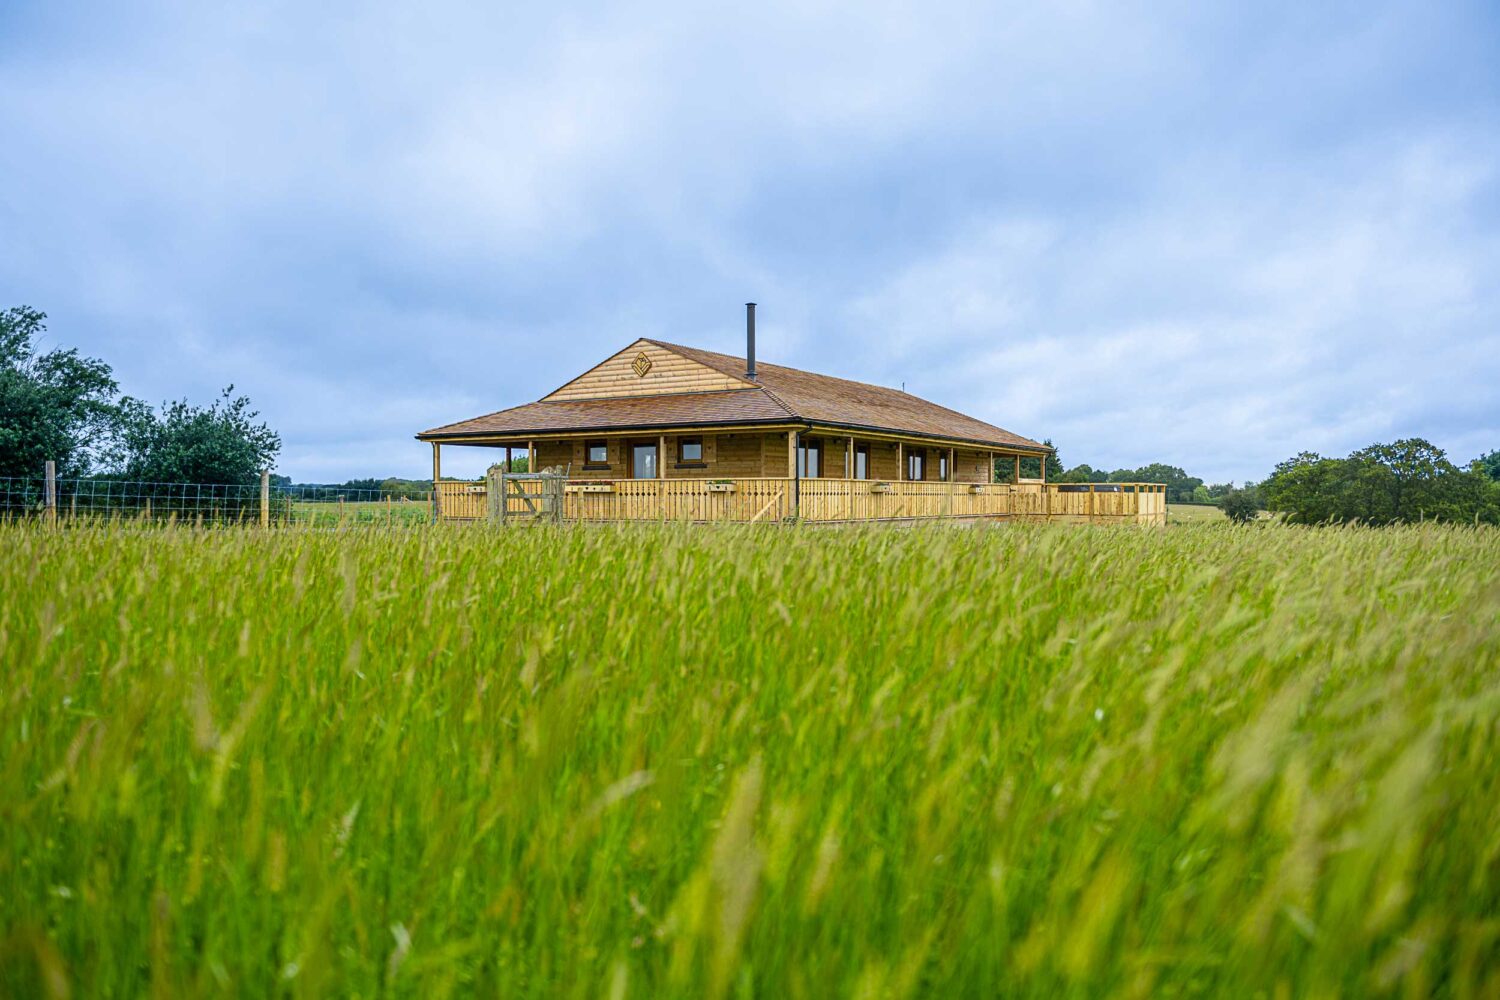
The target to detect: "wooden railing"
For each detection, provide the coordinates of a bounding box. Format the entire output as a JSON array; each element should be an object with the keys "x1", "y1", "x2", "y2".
[
  {"x1": 436, "y1": 478, "x2": 1167, "y2": 525},
  {"x1": 566, "y1": 479, "x2": 793, "y2": 523},
  {"x1": 434, "y1": 481, "x2": 488, "y2": 520}
]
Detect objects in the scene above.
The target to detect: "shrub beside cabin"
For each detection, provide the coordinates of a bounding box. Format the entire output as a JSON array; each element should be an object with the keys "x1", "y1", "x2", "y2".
[{"x1": 417, "y1": 306, "x2": 1166, "y2": 524}]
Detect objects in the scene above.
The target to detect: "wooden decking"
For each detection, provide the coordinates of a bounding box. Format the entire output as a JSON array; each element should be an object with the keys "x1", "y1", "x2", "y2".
[{"x1": 434, "y1": 478, "x2": 1167, "y2": 525}]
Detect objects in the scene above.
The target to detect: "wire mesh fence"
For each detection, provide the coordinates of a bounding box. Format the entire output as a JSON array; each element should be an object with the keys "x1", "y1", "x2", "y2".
[{"x1": 0, "y1": 477, "x2": 435, "y2": 527}]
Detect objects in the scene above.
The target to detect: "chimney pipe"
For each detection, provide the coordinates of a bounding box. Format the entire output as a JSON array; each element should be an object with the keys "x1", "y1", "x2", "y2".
[{"x1": 745, "y1": 303, "x2": 757, "y2": 381}]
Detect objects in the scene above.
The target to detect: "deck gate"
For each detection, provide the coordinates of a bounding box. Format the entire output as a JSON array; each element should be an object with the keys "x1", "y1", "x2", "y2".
[{"x1": 486, "y1": 468, "x2": 566, "y2": 525}]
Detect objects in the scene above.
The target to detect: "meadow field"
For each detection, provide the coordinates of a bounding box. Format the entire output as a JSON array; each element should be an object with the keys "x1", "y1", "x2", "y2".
[{"x1": 2, "y1": 520, "x2": 1498, "y2": 997}]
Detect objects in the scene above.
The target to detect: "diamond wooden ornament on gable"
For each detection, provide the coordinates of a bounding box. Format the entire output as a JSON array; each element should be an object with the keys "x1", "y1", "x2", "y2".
[{"x1": 632, "y1": 353, "x2": 653, "y2": 378}]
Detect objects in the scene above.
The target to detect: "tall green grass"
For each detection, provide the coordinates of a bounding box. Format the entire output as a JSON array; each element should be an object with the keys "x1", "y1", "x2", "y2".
[{"x1": 2, "y1": 521, "x2": 1497, "y2": 997}]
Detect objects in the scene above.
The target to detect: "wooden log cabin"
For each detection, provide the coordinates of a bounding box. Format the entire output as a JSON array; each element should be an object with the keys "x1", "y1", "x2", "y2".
[{"x1": 417, "y1": 305, "x2": 1166, "y2": 525}]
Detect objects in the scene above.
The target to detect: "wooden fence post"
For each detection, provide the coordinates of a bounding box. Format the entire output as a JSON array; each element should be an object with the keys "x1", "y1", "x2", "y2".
[
  {"x1": 260, "y1": 470, "x2": 270, "y2": 528},
  {"x1": 44, "y1": 460, "x2": 56, "y2": 526}
]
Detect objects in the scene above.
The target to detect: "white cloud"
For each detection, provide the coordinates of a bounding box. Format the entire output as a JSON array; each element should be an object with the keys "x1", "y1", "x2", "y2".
[{"x1": 0, "y1": 0, "x2": 1496, "y2": 482}]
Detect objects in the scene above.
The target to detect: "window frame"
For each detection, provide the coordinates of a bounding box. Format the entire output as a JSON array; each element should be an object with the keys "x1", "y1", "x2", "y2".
[
  {"x1": 907, "y1": 450, "x2": 925, "y2": 482},
  {"x1": 939, "y1": 453, "x2": 949, "y2": 482},
  {"x1": 675, "y1": 436, "x2": 706, "y2": 468},
  {"x1": 630, "y1": 441, "x2": 659, "y2": 480},
  {"x1": 584, "y1": 440, "x2": 610, "y2": 468},
  {"x1": 797, "y1": 438, "x2": 823, "y2": 479},
  {"x1": 854, "y1": 443, "x2": 870, "y2": 480}
]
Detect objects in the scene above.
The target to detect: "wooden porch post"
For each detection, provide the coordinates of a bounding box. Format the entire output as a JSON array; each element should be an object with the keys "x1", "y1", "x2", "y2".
[
  {"x1": 789, "y1": 430, "x2": 800, "y2": 520},
  {"x1": 1014, "y1": 454, "x2": 1021, "y2": 483},
  {"x1": 431, "y1": 442, "x2": 442, "y2": 522},
  {"x1": 898, "y1": 441, "x2": 904, "y2": 481},
  {"x1": 846, "y1": 436, "x2": 855, "y2": 520},
  {"x1": 948, "y1": 447, "x2": 955, "y2": 483},
  {"x1": 527, "y1": 440, "x2": 535, "y2": 474},
  {"x1": 658, "y1": 435, "x2": 666, "y2": 479},
  {"x1": 787, "y1": 431, "x2": 797, "y2": 478},
  {"x1": 987, "y1": 451, "x2": 994, "y2": 485},
  {"x1": 505, "y1": 445, "x2": 512, "y2": 472}
]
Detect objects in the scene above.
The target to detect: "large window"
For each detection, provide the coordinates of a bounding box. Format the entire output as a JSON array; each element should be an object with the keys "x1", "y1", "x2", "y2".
[
  {"x1": 585, "y1": 441, "x2": 608, "y2": 467},
  {"x1": 631, "y1": 443, "x2": 658, "y2": 479},
  {"x1": 797, "y1": 438, "x2": 822, "y2": 478},
  {"x1": 854, "y1": 443, "x2": 870, "y2": 480},
  {"x1": 907, "y1": 450, "x2": 925, "y2": 481},
  {"x1": 677, "y1": 436, "x2": 704, "y2": 466},
  {"x1": 939, "y1": 453, "x2": 949, "y2": 482}
]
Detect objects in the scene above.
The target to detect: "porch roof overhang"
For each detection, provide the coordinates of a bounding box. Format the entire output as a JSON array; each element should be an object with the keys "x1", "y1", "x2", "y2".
[
  {"x1": 421, "y1": 418, "x2": 1051, "y2": 455},
  {"x1": 418, "y1": 387, "x2": 1053, "y2": 455}
]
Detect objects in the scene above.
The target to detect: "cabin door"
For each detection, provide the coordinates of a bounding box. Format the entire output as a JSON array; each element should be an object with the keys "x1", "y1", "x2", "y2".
[{"x1": 631, "y1": 442, "x2": 658, "y2": 479}]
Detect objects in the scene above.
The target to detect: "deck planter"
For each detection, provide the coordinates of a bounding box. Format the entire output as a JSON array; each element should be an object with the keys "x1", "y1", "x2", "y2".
[
  {"x1": 870, "y1": 482, "x2": 894, "y2": 494},
  {"x1": 705, "y1": 482, "x2": 736, "y2": 493},
  {"x1": 968, "y1": 484, "x2": 986, "y2": 494},
  {"x1": 565, "y1": 482, "x2": 615, "y2": 494}
]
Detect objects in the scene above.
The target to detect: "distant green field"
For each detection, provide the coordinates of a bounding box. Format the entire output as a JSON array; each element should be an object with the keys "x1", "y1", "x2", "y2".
[
  {"x1": 3, "y1": 521, "x2": 1497, "y2": 996},
  {"x1": 287, "y1": 498, "x2": 431, "y2": 526},
  {"x1": 1168, "y1": 502, "x2": 1225, "y2": 523}
]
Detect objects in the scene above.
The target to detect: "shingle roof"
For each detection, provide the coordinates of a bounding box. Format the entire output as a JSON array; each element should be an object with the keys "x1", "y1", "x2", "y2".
[
  {"x1": 419, "y1": 340, "x2": 1049, "y2": 452},
  {"x1": 418, "y1": 389, "x2": 793, "y2": 437},
  {"x1": 647, "y1": 340, "x2": 1047, "y2": 452}
]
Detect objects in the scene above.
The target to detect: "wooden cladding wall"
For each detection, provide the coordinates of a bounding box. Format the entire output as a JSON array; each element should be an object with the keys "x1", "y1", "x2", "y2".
[
  {"x1": 542, "y1": 342, "x2": 749, "y2": 401},
  {"x1": 499, "y1": 434, "x2": 1016, "y2": 484}
]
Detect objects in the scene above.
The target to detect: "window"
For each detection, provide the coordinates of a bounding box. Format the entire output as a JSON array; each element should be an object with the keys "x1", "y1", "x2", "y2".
[
  {"x1": 907, "y1": 450, "x2": 925, "y2": 481},
  {"x1": 631, "y1": 443, "x2": 657, "y2": 479},
  {"x1": 677, "y1": 436, "x2": 704, "y2": 465},
  {"x1": 854, "y1": 444, "x2": 870, "y2": 480},
  {"x1": 797, "y1": 438, "x2": 822, "y2": 478},
  {"x1": 585, "y1": 440, "x2": 608, "y2": 466},
  {"x1": 939, "y1": 453, "x2": 949, "y2": 482}
]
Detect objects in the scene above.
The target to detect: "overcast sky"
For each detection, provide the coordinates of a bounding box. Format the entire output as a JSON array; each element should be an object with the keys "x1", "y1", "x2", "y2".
[{"x1": 2, "y1": 1, "x2": 1496, "y2": 483}]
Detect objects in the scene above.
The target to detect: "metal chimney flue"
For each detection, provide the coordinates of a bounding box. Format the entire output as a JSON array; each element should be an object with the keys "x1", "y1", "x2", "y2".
[{"x1": 745, "y1": 303, "x2": 757, "y2": 381}]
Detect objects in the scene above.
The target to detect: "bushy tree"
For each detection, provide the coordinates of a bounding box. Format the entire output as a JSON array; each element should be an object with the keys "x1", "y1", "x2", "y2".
[
  {"x1": 112, "y1": 387, "x2": 280, "y2": 485},
  {"x1": 1262, "y1": 440, "x2": 1498, "y2": 525},
  {"x1": 0, "y1": 306, "x2": 124, "y2": 477},
  {"x1": 1219, "y1": 488, "x2": 1259, "y2": 524},
  {"x1": 1055, "y1": 463, "x2": 1097, "y2": 483},
  {"x1": 1479, "y1": 450, "x2": 1500, "y2": 483}
]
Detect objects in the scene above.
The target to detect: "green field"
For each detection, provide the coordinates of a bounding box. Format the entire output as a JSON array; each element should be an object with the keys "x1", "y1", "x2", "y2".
[
  {"x1": 3, "y1": 521, "x2": 1498, "y2": 997},
  {"x1": 287, "y1": 499, "x2": 432, "y2": 527},
  {"x1": 1167, "y1": 502, "x2": 1226, "y2": 524}
]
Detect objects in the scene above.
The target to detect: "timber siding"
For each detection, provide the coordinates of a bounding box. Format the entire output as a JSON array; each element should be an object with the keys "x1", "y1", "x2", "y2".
[{"x1": 543, "y1": 343, "x2": 749, "y2": 401}]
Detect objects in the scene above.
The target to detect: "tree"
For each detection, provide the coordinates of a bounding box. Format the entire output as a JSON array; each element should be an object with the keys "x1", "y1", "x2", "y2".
[
  {"x1": 1017, "y1": 440, "x2": 1063, "y2": 480},
  {"x1": 112, "y1": 387, "x2": 280, "y2": 485},
  {"x1": 1261, "y1": 452, "x2": 1346, "y2": 524},
  {"x1": 1219, "y1": 488, "x2": 1259, "y2": 524},
  {"x1": 1055, "y1": 463, "x2": 1097, "y2": 483},
  {"x1": 0, "y1": 306, "x2": 124, "y2": 477},
  {"x1": 1262, "y1": 441, "x2": 1498, "y2": 525},
  {"x1": 1478, "y1": 450, "x2": 1500, "y2": 483},
  {"x1": 1108, "y1": 463, "x2": 1203, "y2": 504}
]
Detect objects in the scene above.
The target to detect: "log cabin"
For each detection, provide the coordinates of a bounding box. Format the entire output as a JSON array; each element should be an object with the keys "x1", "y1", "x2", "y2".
[{"x1": 417, "y1": 305, "x2": 1166, "y2": 524}]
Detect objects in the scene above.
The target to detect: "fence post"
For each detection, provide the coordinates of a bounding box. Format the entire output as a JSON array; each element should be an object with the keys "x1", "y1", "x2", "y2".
[
  {"x1": 260, "y1": 470, "x2": 270, "y2": 528},
  {"x1": 44, "y1": 460, "x2": 57, "y2": 526}
]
